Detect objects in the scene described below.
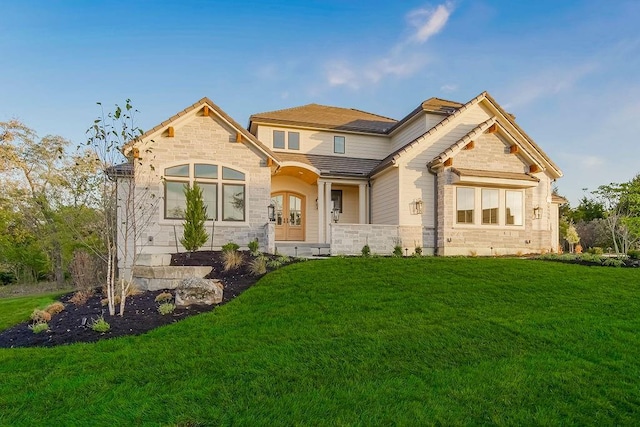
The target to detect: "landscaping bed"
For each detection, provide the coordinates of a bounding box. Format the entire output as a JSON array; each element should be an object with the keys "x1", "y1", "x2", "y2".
[{"x1": 0, "y1": 250, "x2": 291, "y2": 349}]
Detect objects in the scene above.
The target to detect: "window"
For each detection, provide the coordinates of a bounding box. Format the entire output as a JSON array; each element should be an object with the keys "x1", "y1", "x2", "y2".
[
  {"x1": 334, "y1": 136, "x2": 345, "y2": 154},
  {"x1": 456, "y1": 187, "x2": 475, "y2": 223},
  {"x1": 273, "y1": 130, "x2": 285, "y2": 149},
  {"x1": 288, "y1": 132, "x2": 300, "y2": 150},
  {"x1": 331, "y1": 190, "x2": 343, "y2": 213},
  {"x1": 482, "y1": 189, "x2": 499, "y2": 224},
  {"x1": 164, "y1": 163, "x2": 246, "y2": 221},
  {"x1": 505, "y1": 191, "x2": 523, "y2": 225}
]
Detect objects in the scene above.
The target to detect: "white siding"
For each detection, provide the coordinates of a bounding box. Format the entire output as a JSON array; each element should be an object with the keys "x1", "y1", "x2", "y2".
[
  {"x1": 371, "y1": 168, "x2": 399, "y2": 224},
  {"x1": 390, "y1": 113, "x2": 446, "y2": 152},
  {"x1": 256, "y1": 125, "x2": 391, "y2": 160}
]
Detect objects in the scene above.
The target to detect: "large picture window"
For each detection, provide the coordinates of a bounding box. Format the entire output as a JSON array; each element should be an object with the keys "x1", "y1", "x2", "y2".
[
  {"x1": 457, "y1": 187, "x2": 475, "y2": 224},
  {"x1": 164, "y1": 163, "x2": 245, "y2": 221},
  {"x1": 482, "y1": 189, "x2": 499, "y2": 224},
  {"x1": 505, "y1": 191, "x2": 523, "y2": 225}
]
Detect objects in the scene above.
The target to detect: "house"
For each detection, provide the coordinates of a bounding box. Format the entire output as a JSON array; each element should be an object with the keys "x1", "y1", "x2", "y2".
[{"x1": 116, "y1": 91, "x2": 563, "y2": 270}]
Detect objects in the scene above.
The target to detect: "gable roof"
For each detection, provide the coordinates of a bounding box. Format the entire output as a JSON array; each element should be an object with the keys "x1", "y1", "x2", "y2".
[
  {"x1": 249, "y1": 103, "x2": 397, "y2": 134},
  {"x1": 134, "y1": 97, "x2": 279, "y2": 164},
  {"x1": 387, "y1": 97, "x2": 463, "y2": 134},
  {"x1": 370, "y1": 91, "x2": 563, "y2": 178}
]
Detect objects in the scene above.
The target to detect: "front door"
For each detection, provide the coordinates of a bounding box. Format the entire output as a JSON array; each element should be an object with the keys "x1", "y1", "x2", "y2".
[{"x1": 271, "y1": 192, "x2": 305, "y2": 241}]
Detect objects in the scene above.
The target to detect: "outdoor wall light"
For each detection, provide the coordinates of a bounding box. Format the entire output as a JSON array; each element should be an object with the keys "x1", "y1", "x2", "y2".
[
  {"x1": 411, "y1": 199, "x2": 424, "y2": 215},
  {"x1": 533, "y1": 206, "x2": 542, "y2": 219},
  {"x1": 268, "y1": 204, "x2": 276, "y2": 222},
  {"x1": 525, "y1": 239, "x2": 531, "y2": 244},
  {"x1": 331, "y1": 207, "x2": 341, "y2": 223}
]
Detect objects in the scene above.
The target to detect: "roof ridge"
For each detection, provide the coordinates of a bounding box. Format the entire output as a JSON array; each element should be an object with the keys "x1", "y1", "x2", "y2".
[{"x1": 348, "y1": 107, "x2": 397, "y2": 122}]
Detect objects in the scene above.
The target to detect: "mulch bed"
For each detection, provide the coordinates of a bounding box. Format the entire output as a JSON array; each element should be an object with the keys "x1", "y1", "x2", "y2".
[{"x1": 0, "y1": 251, "x2": 279, "y2": 349}]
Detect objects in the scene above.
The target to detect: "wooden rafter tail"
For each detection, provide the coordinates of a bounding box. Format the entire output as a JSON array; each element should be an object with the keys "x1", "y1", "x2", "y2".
[
  {"x1": 510, "y1": 145, "x2": 519, "y2": 154},
  {"x1": 444, "y1": 158, "x2": 453, "y2": 167},
  {"x1": 167, "y1": 126, "x2": 175, "y2": 137},
  {"x1": 529, "y1": 164, "x2": 540, "y2": 173},
  {"x1": 203, "y1": 105, "x2": 209, "y2": 116},
  {"x1": 487, "y1": 123, "x2": 498, "y2": 134},
  {"x1": 236, "y1": 132, "x2": 242, "y2": 143},
  {"x1": 464, "y1": 141, "x2": 475, "y2": 150}
]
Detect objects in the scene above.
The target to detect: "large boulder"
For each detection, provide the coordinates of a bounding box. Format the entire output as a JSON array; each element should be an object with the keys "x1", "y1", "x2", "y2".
[{"x1": 175, "y1": 277, "x2": 224, "y2": 307}]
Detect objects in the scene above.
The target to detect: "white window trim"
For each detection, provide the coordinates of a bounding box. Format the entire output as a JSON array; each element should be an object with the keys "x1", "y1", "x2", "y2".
[
  {"x1": 453, "y1": 186, "x2": 525, "y2": 230},
  {"x1": 159, "y1": 161, "x2": 249, "y2": 226}
]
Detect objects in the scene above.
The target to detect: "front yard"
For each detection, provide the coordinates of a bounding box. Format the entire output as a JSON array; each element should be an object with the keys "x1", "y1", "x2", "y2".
[{"x1": 0, "y1": 257, "x2": 638, "y2": 425}]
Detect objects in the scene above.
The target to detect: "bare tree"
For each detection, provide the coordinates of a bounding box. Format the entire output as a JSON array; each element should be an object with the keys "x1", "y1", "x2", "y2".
[{"x1": 85, "y1": 101, "x2": 158, "y2": 316}]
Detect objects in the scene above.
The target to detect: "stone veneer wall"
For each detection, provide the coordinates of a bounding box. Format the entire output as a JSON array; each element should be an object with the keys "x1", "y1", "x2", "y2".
[{"x1": 330, "y1": 224, "x2": 435, "y2": 255}]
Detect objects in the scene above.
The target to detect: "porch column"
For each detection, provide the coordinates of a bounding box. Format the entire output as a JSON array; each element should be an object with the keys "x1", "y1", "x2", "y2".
[
  {"x1": 325, "y1": 181, "x2": 332, "y2": 243},
  {"x1": 358, "y1": 183, "x2": 367, "y2": 224},
  {"x1": 317, "y1": 181, "x2": 325, "y2": 243}
]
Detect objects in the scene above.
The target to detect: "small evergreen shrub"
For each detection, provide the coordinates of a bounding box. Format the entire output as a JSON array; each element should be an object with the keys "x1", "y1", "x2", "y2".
[
  {"x1": 267, "y1": 259, "x2": 283, "y2": 269},
  {"x1": 180, "y1": 182, "x2": 209, "y2": 252},
  {"x1": 158, "y1": 302, "x2": 176, "y2": 315},
  {"x1": 45, "y1": 302, "x2": 65, "y2": 315},
  {"x1": 223, "y1": 250, "x2": 245, "y2": 271},
  {"x1": 29, "y1": 322, "x2": 49, "y2": 334},
  {"x1": 222, "y1": 242, "x2": 240, "y2": 253},
  {"x1": 248, "y1": 239, "x2": 260, "y2": 256},
  {"x1": 361, "y1": 245, "x2": 371, "y2": 257},
  {"x1": 414, "y1": 246, "x2": 423, "y2": 257},
  {"x1": 249, "y1": 256, "x2": 267, "y2": 276},
  {"x1": 155, "y1": 292, "x2": 173, "y2": 303},
  {"x1": 30, "y1": 309, "x2": 51, "y2": 323},
  {"x1": 90, "y1": 316, "x2": 111, "y2": 333},
  {"x1": 277, "y1": 255, "x2": 291, "y2": 264}
]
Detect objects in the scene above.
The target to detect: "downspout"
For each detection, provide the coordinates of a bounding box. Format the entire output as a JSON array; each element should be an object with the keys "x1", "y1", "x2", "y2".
[
  {"x1": 368, "y1": 180, "x2": 372, "y2": 224},
  {"x1": 427, "y1": 165, "x2": 439, "y2": 256}
]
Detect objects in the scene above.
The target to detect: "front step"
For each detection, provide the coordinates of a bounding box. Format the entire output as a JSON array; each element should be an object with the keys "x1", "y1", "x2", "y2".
[{"x1": 274, "y1": 243, "x2": 330, "y2": 257}]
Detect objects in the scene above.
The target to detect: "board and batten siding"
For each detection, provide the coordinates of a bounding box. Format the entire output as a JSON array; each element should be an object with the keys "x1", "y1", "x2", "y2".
[
  {"x1": 256, "y1": 125, "x2": 391, "y2": 160},
  {"x1": 371, "y1": 168, "x2": 399, "y2": 224}
]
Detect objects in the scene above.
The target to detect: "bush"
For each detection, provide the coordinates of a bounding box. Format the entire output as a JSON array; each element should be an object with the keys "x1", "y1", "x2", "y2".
[
  {"x1": 223, "y1": 250, "x2": 245, "y2": 271},
  {"x1": 267, "y1": 259, "x2": 282, "y2": 269},
  {"x1": 0, "y1": 271, "x2": 16, "y2": 286},
  {"x1": 69, "y1": 290, "x2": 93, "y2": 306},
  {"x1": 414, "y1": 246, "x2": 423, "y2": 257},
  {"x1": 31, "y1": 309, "x2": 51, "y2": 323},
  {"x1": 392, "y1": 245, "x2": 403, "y2": 257},
  {"x1": 248, "y1": 239, "x2": 260, "y2": 256},
  {"x1": 222, "y1": 242, "x2": 240, "y2": 253},
  {"x1": 588, "y1": 247, "x2": 604, "y2": 255},
  {"x1": 249, "y1": 256, "x2": 267, "y2": 276},
  {"x1": 158, "y1": 302, "x2": 176, "y2": 315},
  {"x1": 69, "y1": 250, "x2": 98, "y2": 291},
  {"x1": 602, "y1": 257, "x2": 624, "y2": 267},
  {"x1": 277, "y1": 255, "x2": 291, "y2": 264},
  {"x1": 45, "y1": 302, "x2": 65, "y2": 315},
  {"x1": 90, "y1": 316, "x2": 111, "y2": 333},
  {"x1": 155, "y1": 292, "x2": 173, "y2": 303},
  {"x1": 628, "y1": 249, "x2": 640, "y2": 260},
  {"x1": 361, "y1": 245, "x2": 371, "y2": 257},
  {"x1": 29, "y1": 322, "x2": 49, "y2": 334},
  {"x1": 100, "y1": 294, "x2": 121, "y2": 306}
]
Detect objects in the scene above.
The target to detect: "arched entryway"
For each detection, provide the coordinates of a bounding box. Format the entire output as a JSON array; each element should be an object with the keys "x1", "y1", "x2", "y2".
[{"x1": 271, "y1": 191, "x2": 305, "y2": 241}]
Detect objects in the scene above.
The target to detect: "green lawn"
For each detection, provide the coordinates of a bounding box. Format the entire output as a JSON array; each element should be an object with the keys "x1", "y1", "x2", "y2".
[
  {"x1": 0, "y1": 291, "x2": 66, "y2": 332},
  {"x1": 1, "y1": 257, "x2": 639, "y2": 425}
]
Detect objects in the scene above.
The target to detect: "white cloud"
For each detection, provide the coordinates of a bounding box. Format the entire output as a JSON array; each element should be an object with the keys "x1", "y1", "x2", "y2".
[
  {"x1": 408, "y1": 2, "x2": 454, "y2": 44},
  {"x1": 440, "y1": 83, "x2": 458, "y2": 93},
  {"x1": 581, "y1": 155, "x2": 604, "y2": 168},
  {"x1": 325, "y1": 2, "x2": 453, "y2": 90}
]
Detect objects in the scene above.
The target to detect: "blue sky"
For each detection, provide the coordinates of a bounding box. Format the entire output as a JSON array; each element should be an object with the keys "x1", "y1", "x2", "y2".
[{"x1": 2, "y1": 0, "x2": 639, "y2": 205}]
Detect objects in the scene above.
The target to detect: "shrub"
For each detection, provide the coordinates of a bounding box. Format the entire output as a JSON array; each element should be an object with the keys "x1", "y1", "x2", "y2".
[
  {"x1": 267, "y1": 259, "x2": 282, "y2": 269},
  {"x1": 414, "y1": 246, "x2": 423, "y2": 256},
  {"x1": 126, "y1": 283, "x2": 143, "y2": 297},
  {"x1": 45, "y1": 302, "x2": 65, "y2": 315},
  {"x1": 361, "y1": 245, "x2": 371, "y2": 257},
  {"x1": 31, "y1": 309, "x2": 51, "y2": 323},
  {"x1": 392, "y1": 245, "x2": 403, "y2": 257},
  {"x1": 29, "y1": 322, "x2": 49, "y2": 334},
  {"x1": 575, "y1": 244, "x2": 583, "y2": 254},
  {"x1": 277, "y1": 255, "x2": 291, "y2": 264},
  {"x1": 69, "y1": 290, "x2": 93, "y2": 306},
  {"x1": 579, "y1": 253, "x2": 603, "y2": 263},
  {"x1": 222, "y1": 242, "x2": 240, "y2": 253},
  {"x1": 155, "y1": 292, "x2": 173, "y2": 303},
  {"x1": 602, "y1": 257, "x2": 624, "y2": 267},
  {"x1": 223, "y1": 250, "x2": 245, "y2": 271},
  {"x1": 69, "y1": 250, "x2": 97, "y2": 291},
  {"x1": 100, "y1": 294, "x2": 122, "y2": 307},
  {"x1": 90, "y1": 316, "x2": 111, "y2": 333},
  {"x1": 588, "y1": 247, "x2": 604, "y2": 255},
  {"x1": 0, "y1": 271, "x2": 16, "y2": 286},
  {"x1": 628, "y1": 249, "x2": 640, "y2": 260},
  {"x1": 249, "y1": 256, "x2": 267, "y2": 276},
  {"x1": 158, "y1": 302, "x2": 176, "y2": 315},
  {"x1": 469, "y1": 250, "x2": 478, "y2": 257},
  {"x1": 248, "y1": 239, "x2": 260, "y2": 256}
]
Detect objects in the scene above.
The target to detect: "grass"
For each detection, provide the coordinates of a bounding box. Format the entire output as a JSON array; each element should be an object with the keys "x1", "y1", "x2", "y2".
[
  {"x1": 1, "y1": 257, "x2": 639, "y2": 425},
  {"x1": 0, "y1": 291, "x2": 67, "y2": 332}
]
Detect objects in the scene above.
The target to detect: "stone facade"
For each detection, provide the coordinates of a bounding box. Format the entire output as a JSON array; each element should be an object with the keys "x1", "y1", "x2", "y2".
[{"x1": 330, "y1": 224, "x2": 435, "y2": 255}]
